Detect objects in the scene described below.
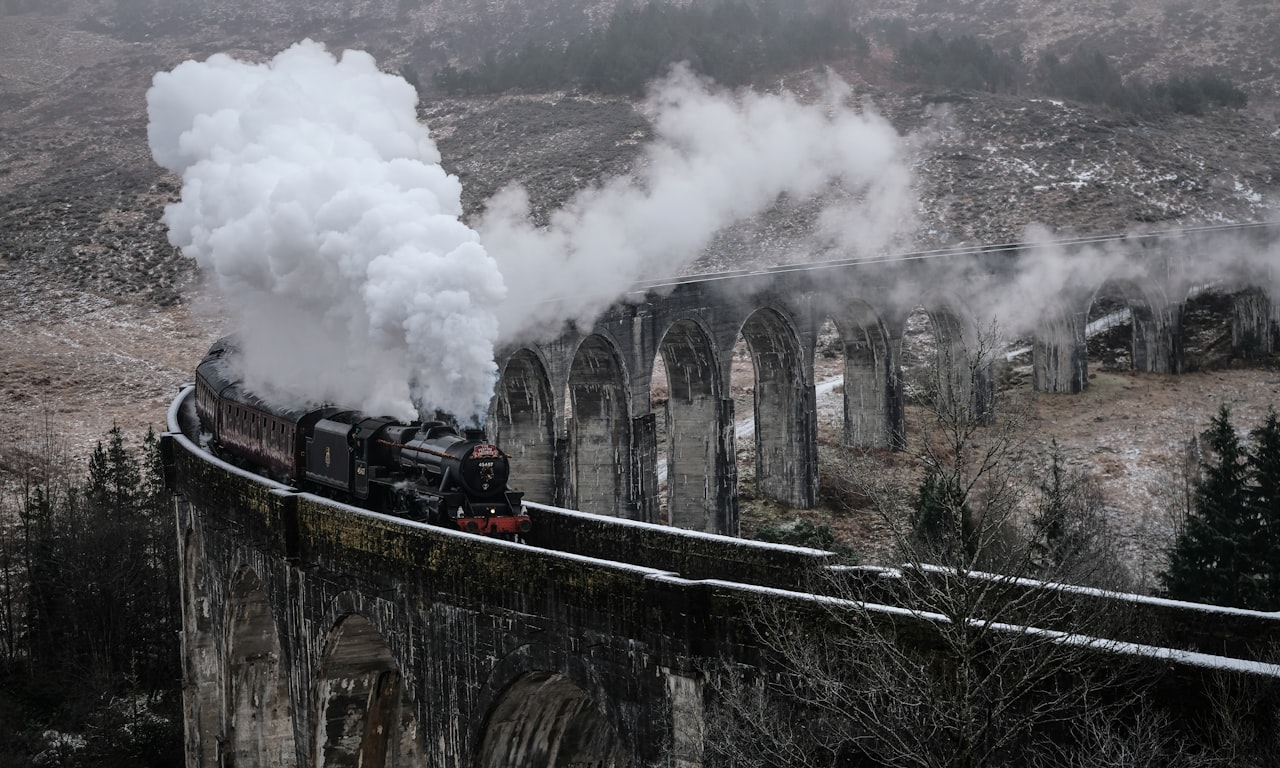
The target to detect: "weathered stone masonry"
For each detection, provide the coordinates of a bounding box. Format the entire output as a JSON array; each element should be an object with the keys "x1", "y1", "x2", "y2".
[
  {"x1": 165, "y1": 388, "x2": 853, "y2": 768},
  {"x1": 167, "y1": 223, "x2": 1280, "y2": 767},
  {"x1": 168, "y1": 385, "x2": 1280, "y2": 768},
  {"x1": 491, "y1": 224, "x2": 1280, "y2": 537}
]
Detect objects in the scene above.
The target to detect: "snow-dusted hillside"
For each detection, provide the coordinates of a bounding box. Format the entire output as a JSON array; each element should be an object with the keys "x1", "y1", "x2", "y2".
[{"x1": 0, "y1": 0, "x2": 1277, "y2": 575}]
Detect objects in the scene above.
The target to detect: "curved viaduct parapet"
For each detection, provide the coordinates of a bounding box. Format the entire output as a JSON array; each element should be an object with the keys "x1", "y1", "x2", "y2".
[{"x1": 164, "y1": 387, "x2": 727, "y2": 766}]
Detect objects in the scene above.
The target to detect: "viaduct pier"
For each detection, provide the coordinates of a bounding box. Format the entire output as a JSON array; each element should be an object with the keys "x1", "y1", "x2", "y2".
[
  {"x1": 166, "y1": 223, "x2": 1280, "y2": 766},
  {"x1": 490, "y1": 222, "x2": 1280, "y2": 535}
]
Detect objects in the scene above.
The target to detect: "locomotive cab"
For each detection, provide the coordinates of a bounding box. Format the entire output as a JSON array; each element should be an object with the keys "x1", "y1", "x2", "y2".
[{"x1": 304, "y1": 412, "x2": 396, "y2": 500}]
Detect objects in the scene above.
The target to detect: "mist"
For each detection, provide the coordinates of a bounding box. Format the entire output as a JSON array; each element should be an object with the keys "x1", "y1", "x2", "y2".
[
  {"x1": 148, "y1": 43, "x2": 920, "y2": 420},
  {"x1": 981, "y1": 223, "x2": 1280, "y2": 340},
  {"x1": 148, "y1": 40, "x2": 1270, "y2": 425},
  {"x1": 480, "y1": 65, "x2": 917, "y2": 342}
]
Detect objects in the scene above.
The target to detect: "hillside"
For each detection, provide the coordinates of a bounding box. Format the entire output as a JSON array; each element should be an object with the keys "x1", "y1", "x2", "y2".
[{"x1": 1, "y1": 0, "x2": 1278, "y2": 572}]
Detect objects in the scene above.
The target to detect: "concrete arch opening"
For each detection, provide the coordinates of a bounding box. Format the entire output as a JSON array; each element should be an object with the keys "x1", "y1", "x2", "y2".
[
  {"x1": 813, "y1": 317, "x2": 847, "y2": 451},
  {"x1": 901, "y1": 304, "x2": 994, "y2": 425},
  {"x1": 567, "y1": 334, "x2": 630, "y2": 517},
  {"x1": 831, "y1": 304, "x2": 894, "y2": 450},
  {"x1": 1178, "y1": 283, "x2": 1276, "y2": 369},
  {"x1": 738, "y1": 308, "x2": 816, "y2": 508},
  {"x1": 493, "y1": 349, "x2": 557, "y2": 504},
  {"x1": 314, "y1": 614, "x2": 423, "y2": 768},
  {"x1": 652, "y1": 319, "x2": 724, "y2": 532},
  {"x1": 227, "y1": 568, "x2": 297, "y2": 767},
  {"x1": 1086, "y1": 280, "x2": 1177, "y2": 375},
  {"x1": 476, "y1": 671, "x2": 627, "y2": 768},
  {"x1": 1229, "y1": 286, "x2": 1277, "y2": 359}
]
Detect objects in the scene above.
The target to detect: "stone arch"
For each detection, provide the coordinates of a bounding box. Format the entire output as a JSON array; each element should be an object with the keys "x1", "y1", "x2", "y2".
[
  {"x1": 1087, "y1": 279, "x2": 1180, "y2": 373},
  {"x1": 567, "y1": 334, "x2": 631, "y2": 517},
  {"x1": 739, "y1": 307, "x2": 816, "y2": 508},
  {"x1": 314, "y1": 614, "x2": 423, "y2": 768},
  {"x1": 655, "y1": 318, "x2": 727, "y2": 532},
  {"x1": 831, "y1": 302, "x2": 895, "y2": 449},
  {"x1": 226, "y1": 567, "x2": 297, "y2": 767},
  {"x1": 1231, "y1": 285, "x2": 1276, "y2": 358},
  {"x1": 475, "y1": 671, "x2": 628, "y2": 768},
  {"x1": 493, "y1": 348, "x2": 557, "y2": 504},
  {"x1": 903, "y1": 301, "x2": 995, "y2": 423}
]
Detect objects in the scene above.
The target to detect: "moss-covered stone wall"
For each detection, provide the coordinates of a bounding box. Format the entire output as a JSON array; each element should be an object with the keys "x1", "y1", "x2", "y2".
[
  {"x1": 165, "y1": 423, "x2": 1280, "y2": 768},
  {"x1": 524, "y1": 504, "x2": 835, "y2": 589}
]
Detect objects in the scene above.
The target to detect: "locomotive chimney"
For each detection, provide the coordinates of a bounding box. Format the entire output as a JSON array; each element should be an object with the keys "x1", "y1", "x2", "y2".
[{"x1": 464, "y1": 428, "x2": 487, "y2": 442}]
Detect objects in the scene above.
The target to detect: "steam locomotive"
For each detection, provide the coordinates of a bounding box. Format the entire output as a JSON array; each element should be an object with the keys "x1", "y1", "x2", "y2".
[{"x1": 193, "y1": 338, "x2": 530, "y2": 537}]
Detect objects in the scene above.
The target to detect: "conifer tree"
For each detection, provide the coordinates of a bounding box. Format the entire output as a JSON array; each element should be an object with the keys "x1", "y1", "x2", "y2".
[
  {"x1": 1246, "y1": 408, "x2": 1280, "y2": 609},
  {"x1": 911, "y1": 467, "x2": 975, "y2": 564},
  {"x1": 1027, "y1": 441, "x2": 1120, "y2": 588},
  {"x1": 1161, "y1": 406, "x2": 1263, "y2": 608}
]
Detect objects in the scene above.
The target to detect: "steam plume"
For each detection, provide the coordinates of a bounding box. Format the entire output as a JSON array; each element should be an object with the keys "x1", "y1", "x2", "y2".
[
  {"x1": 148, "y1": 40, "x2": 502, "y2": 422},
  {"x1": 149, "y1": 44, "x2": 919, "y2": 420},
  {"x1": 481, "y1": 66, "x2": 916, "y2": 340}
]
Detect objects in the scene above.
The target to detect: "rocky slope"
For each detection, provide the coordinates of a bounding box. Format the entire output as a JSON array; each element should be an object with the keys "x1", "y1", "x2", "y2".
[{"x1": 0, "y1": 0, "x2": 1278, "y2": 572}]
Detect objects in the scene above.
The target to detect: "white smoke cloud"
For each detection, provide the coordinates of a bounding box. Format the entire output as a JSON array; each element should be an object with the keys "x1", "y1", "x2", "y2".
[
  {"x1": 147, "y1": 40, "x2": 503, "y2": 422},
  {"x1": 149, "y1": 45, "x2": 920, "y2": 421},
  {"x1": 480, "y1": 66, "x2": 917, "y2": 341}
]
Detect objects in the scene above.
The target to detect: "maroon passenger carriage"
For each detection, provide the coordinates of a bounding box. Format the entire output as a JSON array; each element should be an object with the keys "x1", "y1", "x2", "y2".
[{"x1": 193, "y1": 337, "x2": 531, "y2": 537}]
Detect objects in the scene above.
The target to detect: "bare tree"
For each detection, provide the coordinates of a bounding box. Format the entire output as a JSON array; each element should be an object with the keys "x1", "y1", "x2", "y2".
[{"x1": 700, "y1": 324, "x2": 1207, "y2": 768}]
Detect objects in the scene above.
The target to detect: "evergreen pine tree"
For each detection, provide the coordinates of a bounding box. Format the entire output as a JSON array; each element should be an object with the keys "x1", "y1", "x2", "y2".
[
  {"x1": 87, "y1": 424, "x2": 140, "y2": 517},
  {"x1": 1247, "y1": 408, "x2": 1280, "y2": 609},
  {"x1": 138, "y1": 426, "x2": 180, "y2": 693},
  {"x1": 1027, "y1": 440, "x2": 1118, "y2": 586},
  {"x1": 1161, "y1": 406, "x2": 1263, "y2": 608},
  {"x1": 910, "y1": 468, "x2": 974, "y2": 563},
  {"x1": 1029, "y1": 441, "x2": 1072, "y2": 571},
  {"x1": 77, "y1": 424, "x2": 166, "y2": 686}
]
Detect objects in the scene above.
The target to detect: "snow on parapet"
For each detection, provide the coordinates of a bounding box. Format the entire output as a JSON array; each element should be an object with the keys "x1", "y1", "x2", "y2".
[
  {"x1": 523, "y1": 501, "x2": 835, "y2": 556},
  {"x1": 914, "y1": 562, "x2": 1280, "y2": 619},
  {"x1": 705, "y1": 580, "x2": 1280, "y2": 679}
]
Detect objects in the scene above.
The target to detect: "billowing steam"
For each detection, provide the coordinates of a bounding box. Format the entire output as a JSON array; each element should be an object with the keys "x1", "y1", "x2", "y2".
[
  {"x1": 481, "y1": 66, "x2": 915, "y2": 338},
  {"x1": 149, "y1": 42, "x2": 917, "y2": 421},
  {"x1": 148, "y1": 40, "x2": 502, "y2": 422}
]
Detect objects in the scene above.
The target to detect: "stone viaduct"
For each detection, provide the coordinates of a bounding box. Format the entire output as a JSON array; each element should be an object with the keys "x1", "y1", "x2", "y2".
[
  {"x1": 489, "y1": 222, "x2": 1280, "y2": 535},
  {"x1": 166, "y1": 386, "x2": 1280, "y2": 768},
  {"x1": 167, "y1": 222, "x2": 1280, "y2": 767}
]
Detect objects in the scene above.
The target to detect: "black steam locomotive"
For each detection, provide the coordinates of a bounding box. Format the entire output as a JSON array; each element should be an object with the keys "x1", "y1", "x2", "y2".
[{"x1": 193, "y1": 338, "x2": 530, "y2": 537}]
